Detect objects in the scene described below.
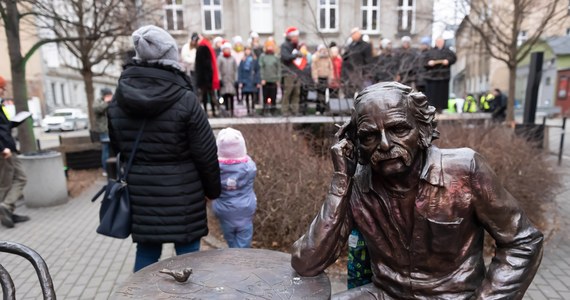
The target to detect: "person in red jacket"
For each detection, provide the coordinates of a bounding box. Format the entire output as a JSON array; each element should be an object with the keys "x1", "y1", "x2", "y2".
[
  {"x1": 195, "y1": 36, "x2": 221, "y2": 117},
  {"x1": 329, "y1": 45, "x2": 342, "y2": 99}
]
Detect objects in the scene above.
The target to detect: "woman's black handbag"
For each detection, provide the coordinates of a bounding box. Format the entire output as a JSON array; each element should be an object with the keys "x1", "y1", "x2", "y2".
[{"x1": 91, "y1": 120, "x2": 147, "y2": 239}]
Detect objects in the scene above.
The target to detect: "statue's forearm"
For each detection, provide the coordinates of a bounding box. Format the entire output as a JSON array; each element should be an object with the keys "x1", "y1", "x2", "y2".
[
  {"x1": 291, "y1": 173, "x2": 353, "y2": 277},
  {"x1": 475, "y1": 229, "x2": 543, "y2": 299}
]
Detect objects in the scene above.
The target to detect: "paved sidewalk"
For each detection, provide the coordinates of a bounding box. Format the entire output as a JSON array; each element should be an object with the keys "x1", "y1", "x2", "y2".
[
  {"x1": 524, "y1": 167, "x2": 570, "y2": 299},
  {"x1": 0, "y1": 181, "x2": 135, "y2": 299}
]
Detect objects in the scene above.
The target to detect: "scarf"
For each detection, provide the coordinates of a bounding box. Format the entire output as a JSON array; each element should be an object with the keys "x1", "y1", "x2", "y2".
[
  {"x1": 199, "y1": 38, "x2": 220, "y2": 90},
  {"x1": 243, "y1": 55, "x2": 253, "y2": 71}
]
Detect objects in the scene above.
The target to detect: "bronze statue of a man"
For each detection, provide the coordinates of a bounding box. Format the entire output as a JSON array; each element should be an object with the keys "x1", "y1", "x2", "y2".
[{"x1": 291, "y1": 82, "x2": 543, "y2": 299}]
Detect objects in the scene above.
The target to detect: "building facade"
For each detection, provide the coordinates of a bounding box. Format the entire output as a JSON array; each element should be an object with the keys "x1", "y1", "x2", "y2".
[
  {"x1": 157, "y1": 0, "x2": 434, "y2": 47},
  {"x1": 38, "y1": 42, "x2": 120, "y2": 115},
  {"x1": 451, "y1": 0, "x2": 570, "y2": 106},
  {"x1": 451, "y1": 18, "x2": 509, "y2": 99},
  {"x1": 515, "y1": 36, "x2": 570, "y2": 111}
]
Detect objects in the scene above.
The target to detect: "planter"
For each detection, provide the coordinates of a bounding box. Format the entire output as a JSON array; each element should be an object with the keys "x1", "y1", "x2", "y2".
[{"x1": 19, "y1": 151, "x2": 68, "y2": 208}]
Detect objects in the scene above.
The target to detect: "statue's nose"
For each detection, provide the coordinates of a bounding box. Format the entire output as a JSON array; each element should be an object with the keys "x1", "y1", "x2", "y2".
[{"x1": 379, "y1": 130, "x2": 391, "y2": 152}]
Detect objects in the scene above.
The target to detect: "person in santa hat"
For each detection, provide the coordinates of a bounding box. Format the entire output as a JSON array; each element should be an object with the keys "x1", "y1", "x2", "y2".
[
  {"x1": 280, "y1": 26, "x2": 302, "y2": 116},
  {"x1": 341, "y1": 27, "x2": 373, "y2": 99}
]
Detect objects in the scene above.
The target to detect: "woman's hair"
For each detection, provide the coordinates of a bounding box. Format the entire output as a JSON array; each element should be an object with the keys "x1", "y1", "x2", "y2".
[{"x1": 354, "y1": 81, "x2": 439, "y2": 149}]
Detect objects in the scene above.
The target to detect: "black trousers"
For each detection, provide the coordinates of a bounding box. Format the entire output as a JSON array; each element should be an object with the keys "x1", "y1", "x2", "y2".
[
  {"x1": 243, "y1": 92, "x2": 256, "y2": 114},
  {"x1": 316, "y1": 77, "x2": 328, "y2": 114},
  {"x1": 222, "y1": 93, "x2": 234, "y2": 117},
  {"x1": 262, "y1": 82, "x2": 278, "y2": 114},
  {"x1": 425, "y1": 79, "x2": 449, "y2": 112},
  {"x1": 201, "y1": 89, "x2": 218, "y2": 116}
]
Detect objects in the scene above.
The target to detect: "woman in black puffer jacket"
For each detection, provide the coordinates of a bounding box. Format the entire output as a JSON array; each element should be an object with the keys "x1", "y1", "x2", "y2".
[{"x1": 107, "y1": 25, "x2": 221, "y2": 272}]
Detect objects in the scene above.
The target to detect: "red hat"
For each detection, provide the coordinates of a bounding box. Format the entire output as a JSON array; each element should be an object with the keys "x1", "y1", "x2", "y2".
[
  {"x1": 0, "y1": 76, "x2": 5, "y2": 89},
  {"x1": 285, "y1": 26, "x2": 300, "y2": 37}
]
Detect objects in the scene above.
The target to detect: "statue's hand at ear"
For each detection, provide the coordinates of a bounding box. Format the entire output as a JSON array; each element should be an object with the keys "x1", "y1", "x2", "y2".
[{"x1": 331, "y1": 139, "x2": 357, "y2": 178}]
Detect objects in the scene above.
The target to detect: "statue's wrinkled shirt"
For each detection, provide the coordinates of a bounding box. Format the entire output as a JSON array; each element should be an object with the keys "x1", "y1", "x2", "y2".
[{"x1": 292, "y1": 146, "x2": 543, "y2": 300}]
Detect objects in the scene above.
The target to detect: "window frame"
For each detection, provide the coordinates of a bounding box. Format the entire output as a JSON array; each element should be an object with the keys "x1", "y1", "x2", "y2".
[
  {"x1": 517, "y1": 30, "x2": 528, "y2": 46},
  {"x1": 201, "y1": 0, "x2": 223, "y2": 34},
  {"x1": 163, "y1": 0, "x2": 185, "y2": 32},
  {"x1": 317, "y1": 0, "x2": 339, "y2": 33},
  {"x1": 396, "y1": 0, "x2": 416, "y2": 34},
  {"x1": 250, "y1": 0, "x2": 273, "y2": 34},
  {"x1": 361, "y1": 0, "x2": 381, "y2": 34}
]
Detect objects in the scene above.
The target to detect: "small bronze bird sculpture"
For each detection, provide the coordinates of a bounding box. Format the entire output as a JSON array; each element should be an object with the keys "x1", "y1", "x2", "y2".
[{"x1": 159, "y1": 268, "x2": 193, "y2": 283}]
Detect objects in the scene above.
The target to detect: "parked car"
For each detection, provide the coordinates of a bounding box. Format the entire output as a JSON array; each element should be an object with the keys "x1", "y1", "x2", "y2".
[{"x1": 41, "y1": 108, "x2": 88, "y2": 132}]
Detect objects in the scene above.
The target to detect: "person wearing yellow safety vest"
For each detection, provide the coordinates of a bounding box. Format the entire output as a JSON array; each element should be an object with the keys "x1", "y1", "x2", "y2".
[
  {"x1": 447, "y1": 96, "x2": 458, "y2": 113},
  {"x1": 479, "y1": 92, "x2": 495, "y2": 112},
  {"x1": 463, "y1": 94, "x2": 478, "y2": 113},
  {"x1": 0, "y1": 75, "x2": 30, "y2": 228}
]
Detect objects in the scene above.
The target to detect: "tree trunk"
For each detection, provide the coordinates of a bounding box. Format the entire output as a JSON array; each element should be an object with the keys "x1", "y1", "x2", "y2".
[
  {"x1": 4, "y1": 0, "x2": 37, "y2": 153},
  {"x1": 82, "y1": 67, "x2": 97, "y2": 130},
  {"x1": 507, "y1": 64, "x2": 517, "y2": 123}
]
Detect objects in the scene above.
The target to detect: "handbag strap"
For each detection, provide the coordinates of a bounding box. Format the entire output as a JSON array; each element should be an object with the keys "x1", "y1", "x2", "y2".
[{"x1": 120, "y1": 119, "x2": 147, "y2": 181}]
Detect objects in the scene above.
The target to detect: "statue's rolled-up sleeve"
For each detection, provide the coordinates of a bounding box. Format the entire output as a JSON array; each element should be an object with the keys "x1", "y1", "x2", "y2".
[
  {"x1": 471, "y1": 153, "x2": 544, "y2": 299},
  {"x1": 291, "y1": 173, "x2": 354, "y2": 277}
]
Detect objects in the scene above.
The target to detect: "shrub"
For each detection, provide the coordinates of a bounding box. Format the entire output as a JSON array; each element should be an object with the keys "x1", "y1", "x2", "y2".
[
  {"x1": 435, "y1": 123, "x2": 560, "y2": 231},
  {"x1": 238, "y1": 124, "x2": 334, "y2": 250}
]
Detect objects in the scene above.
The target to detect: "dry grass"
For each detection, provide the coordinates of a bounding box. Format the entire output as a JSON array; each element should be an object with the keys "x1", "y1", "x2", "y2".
[{"x1": 67, "y1": 169, "x2": 103, "y2": 198}]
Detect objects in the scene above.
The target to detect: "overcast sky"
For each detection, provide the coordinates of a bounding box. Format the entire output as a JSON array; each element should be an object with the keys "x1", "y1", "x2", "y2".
[{"x1": 432, "y1": 0, "x2": 467, "y2": 40}]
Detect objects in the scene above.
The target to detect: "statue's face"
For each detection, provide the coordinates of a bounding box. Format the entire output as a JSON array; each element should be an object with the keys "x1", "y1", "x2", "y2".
[{"x1": 356, "y1": 92, "x2": 421, "y2": 176}]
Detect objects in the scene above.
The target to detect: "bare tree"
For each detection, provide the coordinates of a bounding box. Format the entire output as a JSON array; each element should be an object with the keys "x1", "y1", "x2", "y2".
[
  {"x1": 33, "y1": 0, "x2": 146, "y2": 129},
  {"x1": 463, "y1": 0, "x2": 566, "y2": 122},
  {"x1": 0, "y1": 0, "x2": 83, "y2": 152}
]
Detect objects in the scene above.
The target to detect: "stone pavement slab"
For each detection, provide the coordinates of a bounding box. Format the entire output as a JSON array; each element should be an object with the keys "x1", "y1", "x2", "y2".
[
  {"x1": 524, "y1": 167, "x2": 570, "y2": 300},
  {"x1": 0, "y1": 181, "x2": 135, "y2": 299}
]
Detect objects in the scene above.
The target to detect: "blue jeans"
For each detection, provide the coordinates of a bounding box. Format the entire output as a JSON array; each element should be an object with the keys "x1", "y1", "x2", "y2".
[
  {"x1": 219, "y1": 221, "x2": 253, "y2": 248},
  {"x1": 99, "y1": 133, "x2": 110, "y2": 171},
  {"x1": 134, "y1": 239, "x2": 201, "y2": 272}
]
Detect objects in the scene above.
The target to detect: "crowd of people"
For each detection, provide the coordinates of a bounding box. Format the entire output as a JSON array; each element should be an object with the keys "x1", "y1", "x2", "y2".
[{"x1": 179, "y1": 26, "x2": 461, "y2": 117}]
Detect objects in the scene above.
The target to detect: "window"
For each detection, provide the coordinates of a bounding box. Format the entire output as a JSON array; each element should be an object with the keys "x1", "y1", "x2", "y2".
[
  {"x1": 517, "y1": 30, "x2": 528, "y2": 46},
  {"x1": 164, "y1": 0, "x2": 184, "y2": 31},
  {"x1": 361, "y1": 0, "x2": 380, "y2": 33},
  {"x1": 250, "y1": 0, "x2": 273, "y2": 34},
  {"x1": 51, "y1": 83, "x2": 58, "y2": 105},
  {"x1": 202, "y1": 0, "x2": 222, "y2": 34},
  {"x1": 558, "y1": 76, "x2": 568, "y2": 99},
  {"x1": 60, "y1": 83, "x2": 66, "y2": 105},
  {"x1": 317, "y1": 0, "x2": 338, "y2": 32},
  {"x1": 397, "y1": 0, "x2": 415, "y2": 33}
]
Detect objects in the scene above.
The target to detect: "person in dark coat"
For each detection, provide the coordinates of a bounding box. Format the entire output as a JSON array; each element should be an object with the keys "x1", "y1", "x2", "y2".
[
  {"x1": 415, "y1": 36, "x2": 431, "y2": 93},
  {"x1": 492, "y1": 88, "x2": 507, "y2": 122},
  {"x1": 238, "y1": 47, "x2": 261, "y2": 115},
  {"x1": 373, "y1": 39, "x2": 400, "y2": 83},
  {"x1": 195, "y1": 36, "x2": 221, "y2": 117},
  {"x1": 0, "y1": 76, "x2": 30, "y2": 229},
  {"x1": 423, "y1": 37, "x2": 456, "y2": 112},
  {"x1": 395, "y1": 36, "x2": 419, "y2": 86},
  {"x1": 107, "y1": 25, "x2": 221, "y2": 272},
  {"x1": 341, "y1": 28, "x2": 373, "y2": 98}
]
